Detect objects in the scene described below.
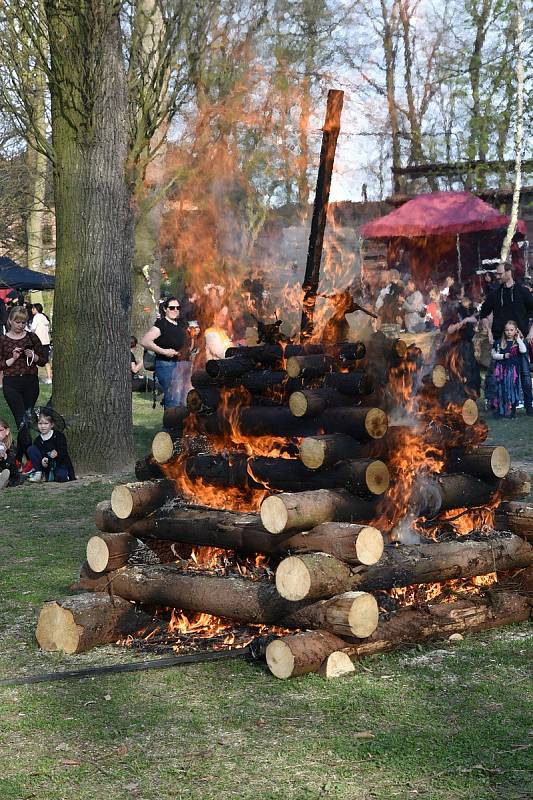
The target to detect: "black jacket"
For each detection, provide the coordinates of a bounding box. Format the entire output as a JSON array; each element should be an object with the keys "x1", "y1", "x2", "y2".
[
  {"x1": 479, "y1": 282, "x2": 533, "y2": 339},
  {"x1": 32, "y1": 431, "x2": 76, "y2": 480}
]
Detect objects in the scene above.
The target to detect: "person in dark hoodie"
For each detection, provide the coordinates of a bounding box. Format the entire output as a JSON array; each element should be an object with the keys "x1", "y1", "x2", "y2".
[
  {"x1": 27, "y1": 407, "x2": 75, "y2": 482},
  {"x1": 479, "y1": 261, "x2": 533, "y2": 415}
]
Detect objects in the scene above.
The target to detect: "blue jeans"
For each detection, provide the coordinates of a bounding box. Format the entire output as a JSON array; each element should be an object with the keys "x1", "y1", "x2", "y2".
[
  {"x1": 27, "y1": 445, "x2": 69, "y2": 482},
  {"x1": 155, "y1": 360, "x2": 192, "y2": 408}
]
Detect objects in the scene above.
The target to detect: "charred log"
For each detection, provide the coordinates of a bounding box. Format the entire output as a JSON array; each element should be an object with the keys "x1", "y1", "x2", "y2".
[{"x1": 494, "y1": 502, "x2": 533, "y2": 542}]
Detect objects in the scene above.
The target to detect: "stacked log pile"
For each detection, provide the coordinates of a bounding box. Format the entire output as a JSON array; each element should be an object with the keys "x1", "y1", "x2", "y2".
[{"x1": 35, "y1": 335, "x2": 533, "y2": 677}]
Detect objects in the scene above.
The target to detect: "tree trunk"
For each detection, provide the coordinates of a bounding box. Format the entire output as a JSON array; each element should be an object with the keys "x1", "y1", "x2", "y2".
[
  {"x1": 45, "y1": 2, "x2": 135, "y2": 472},
  {"x1": 284, "y1": 523, "x2": 384, "y2": 565},
  {"x1": 36, "y1": 593, "x2": 151, "y2": 653}
]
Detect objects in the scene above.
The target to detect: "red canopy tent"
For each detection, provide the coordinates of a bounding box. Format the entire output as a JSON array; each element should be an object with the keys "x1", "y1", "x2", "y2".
[
  {"x1": 360, "y1": 190, "x2": 525, "y2": 238},
  {"x1": 359, "y1": 191, "x2": 525, "y2": 293}
]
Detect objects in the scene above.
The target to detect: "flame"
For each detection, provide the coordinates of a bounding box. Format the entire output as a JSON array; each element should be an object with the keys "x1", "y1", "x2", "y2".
[{"x1": 388, "y1": 573, "x2": 498, "y2": 607}]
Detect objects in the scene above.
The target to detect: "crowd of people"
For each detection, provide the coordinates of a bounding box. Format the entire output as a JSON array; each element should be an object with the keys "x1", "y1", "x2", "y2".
[{"x1": 373, "y1": 262, "x2": 533, "y2": 417}]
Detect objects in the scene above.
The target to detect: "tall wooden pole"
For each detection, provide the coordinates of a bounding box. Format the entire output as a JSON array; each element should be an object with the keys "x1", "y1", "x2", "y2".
[{"x1": 300, "y1": 89, "x2": 344, "y2": 341}]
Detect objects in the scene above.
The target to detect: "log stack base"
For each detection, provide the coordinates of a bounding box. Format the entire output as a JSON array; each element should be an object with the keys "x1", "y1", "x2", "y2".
[{"x1": 33, "y1": 333, "x2": 533, "y2": 677}]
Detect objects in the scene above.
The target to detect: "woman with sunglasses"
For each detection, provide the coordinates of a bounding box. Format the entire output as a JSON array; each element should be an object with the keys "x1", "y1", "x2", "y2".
[{"x1": 141, "y1": 296, "x2": 191, "y2": 408}]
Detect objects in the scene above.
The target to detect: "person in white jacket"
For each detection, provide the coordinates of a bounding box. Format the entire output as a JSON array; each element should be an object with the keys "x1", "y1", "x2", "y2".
[{"x1": 30, "y1": 303, "x2": 52, "y2": 384}]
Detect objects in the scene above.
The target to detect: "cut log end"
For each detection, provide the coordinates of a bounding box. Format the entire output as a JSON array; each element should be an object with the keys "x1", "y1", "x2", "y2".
[
  {"x1": 289, "y1": 391, "x2": 309, "y2": 417},
  {"x1": 346, "y1": 591, "x2": 379, "y2": 638},
  {"x1": 365, "y1": 460, "x2": 390, "y2": 495},
  {"x1": 432, "y1": 364, "x2": 448, "y2": 388},
  {"x1": 355, "y1": 526, "x2": 385, "y2": 565},
  {"x1": 260, "y1": 495, "x2": 289, "y2": 534},
  {"x1": 86, "y1": 535, "x2": 111, "y2": 573},
  {"x1": 275, "y1": 555, "x2": 312, "y2": 601},
  {"x1": 36, "y1": 602, "x2": 82, "y2": 654},
  {"x1": 461, "y1": 399, "x2": 479, "y2": 426},
  {"x1": 491, "y1": 446, "x2": 511, "y2": 478},
  {"x1": 111, "y1": 485, "x2": 134, "y2": 519},
  {"x1": 299, "y1": 438, "x2": 326, "y2": 469},
  {"x1": 265, "y1": 638, "x2": 295, "y2": 679},
  {"x1": 152, "y1": 431, "x2": 175, "y2": 464},
  {"x1": 365, "y1": 408, "x2": 388, "y2": 439},
  {"x1": 317, "y1": 651, "x2": 355, "y2": 679}
]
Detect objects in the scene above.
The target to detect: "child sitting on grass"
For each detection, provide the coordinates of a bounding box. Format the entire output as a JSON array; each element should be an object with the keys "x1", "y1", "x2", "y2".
[
  {"x1": 27, "y1": 408, "x2": 76, "y2": 482},
  {"x1": 0, "y1": 417, "x2": 18, "y2": 489},
  {"x1": 491, "y1": 320, "x2": 528, "y2": 418}
]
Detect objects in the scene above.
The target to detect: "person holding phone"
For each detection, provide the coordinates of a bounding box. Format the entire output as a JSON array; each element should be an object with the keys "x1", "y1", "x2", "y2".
[{"x1": 0, "y1": 306, "x2": 46, "y2": 463}]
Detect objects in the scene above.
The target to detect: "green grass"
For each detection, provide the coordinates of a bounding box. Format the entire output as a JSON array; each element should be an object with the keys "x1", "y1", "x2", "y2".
[{"x1": 0, "y1": 385, "x2": 531, "y2": 800}]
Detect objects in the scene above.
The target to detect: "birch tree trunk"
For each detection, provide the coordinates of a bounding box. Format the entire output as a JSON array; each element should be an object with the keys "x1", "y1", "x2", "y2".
[
  {"x1": 500, "y1": 0, "x2": 524, "y2": 265},
  {"x1": 45, "y1": 1, "x2": 135, "y2": 472}
]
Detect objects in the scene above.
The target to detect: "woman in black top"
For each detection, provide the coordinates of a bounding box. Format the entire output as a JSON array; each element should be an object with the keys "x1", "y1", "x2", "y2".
[{"x1": 141, "y1": 297, "x2": 192, "y2": 408}]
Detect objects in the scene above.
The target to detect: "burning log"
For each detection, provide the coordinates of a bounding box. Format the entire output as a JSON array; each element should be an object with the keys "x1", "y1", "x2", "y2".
[
  {"x1": 205, "y1": 356, "x2": 255, "y2": 379},
  {"x1": 162, "y1": 406, "x2": 189, "y2": 431},
  {"x1": 266, "y1": 591, "x2": 531, "y2": 678},
  {"x1": 186, "y1": 386, "x2": 222, "y2": 413},
  {"x1": 299, "y1": 434, "x2": 361, "y2": 469},
  {"x1": 260, "y1": 489, "x2": 378, "y2": 534},
  {"x1": 410, "y1": 473, "x2": 497, "y2": 517},
  {"x1": 448, "y1": 445, "x2": 511, "y2": 480},
  {"x1": 86, "y1": 532, "x2": 137, "y2": 572},
  {"x1": 73, "y1": 564, "x2": 378, "y2": 640},
  {"x1": 289, "y1": 388, "x2": 351, "y2": 418},
  {"x1": 286, "y1": 354, "x2": 334, "y2": 380},
  {"x1": 73, "y1": 565, "x2": 305, "y2": 624},
  {"x1": 135, "y1": 455, "x2": 165, "y2": 481},
  {"x1": 110, "y1": 479, "x2": 177, "y2": 521},
  {"x1": 184, "y1": 454, "x2": 389, "y2": 496},
  {"x1": 196, "y1": 405, "x2": 388, "y2": 441},
  {"x1": 494, "y1": 503, "x2": 533, "y2": 542},
  {"x1": 242, "y1": 370, "x2": 291, "y2": 394},
  {"x1": 94, "y1": 500, "x2": 132, "y2": 533},
  {"x1": 358, "y1": 534, "x2": 533, "y2": 590},
  {"x1": 35, "y1": 593, "x2": 151, "y2": 654},
  {"x1": 225, "y1": 344, "x2": 284, "y2": 366},
  {"x1": 498, "y1": 468, "x2": 531, "y2": 500},
  {"x1": 130, "y1": 508, "x2": 385, "y2": 562},
  {"x1": 275, "y1": 535, "x2": 533, "y2": 600},
  {"x1": 323, "y1": 371, "x2": 373, "y2": 396},
  {"x1": 129, "y1": 506, "x2": 285, "y2": 553}
]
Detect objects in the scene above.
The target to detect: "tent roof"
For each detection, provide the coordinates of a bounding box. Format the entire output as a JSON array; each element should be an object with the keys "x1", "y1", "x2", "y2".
[
  {"x1": 0, "y1": 257, "x2": 55, "y2": 290},
  {"x1": 360, "y1": 190, "x2": 526, "y2": 239}
]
